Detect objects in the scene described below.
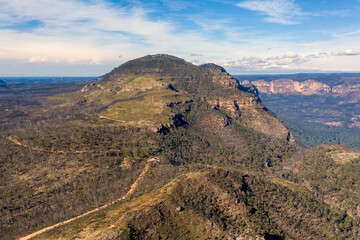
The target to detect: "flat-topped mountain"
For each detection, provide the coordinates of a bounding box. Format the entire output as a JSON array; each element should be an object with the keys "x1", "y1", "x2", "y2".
[{"x1": 79, "y1": 54, "x2": 293, "y2": 142}]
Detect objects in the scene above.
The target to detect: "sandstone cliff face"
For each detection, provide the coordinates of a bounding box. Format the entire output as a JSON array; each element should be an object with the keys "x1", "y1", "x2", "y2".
[
  {"x1": 203, "y1": 68, "x2": 293, "y2": 142},
  {"x1": 206, "y1": 95, "x2": 294, "y2": 142},
  {"x1": 252, "y1": 79, "x2": 331, "y2": 95},
  {"x1": 245, "y1": 77, "x2": 360, "y2": 130},
  {"x1": 250, "y1": 79, "x2": 359, "y2": 100}
]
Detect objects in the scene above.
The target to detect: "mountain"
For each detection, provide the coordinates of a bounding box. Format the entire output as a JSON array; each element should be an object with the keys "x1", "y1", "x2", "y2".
[
  {"x1": 1, "y1": 55, "x2": 360, "y2": 240},
  {"x1": 78, "y1": 54, "x2": 293, "y2": 141}
]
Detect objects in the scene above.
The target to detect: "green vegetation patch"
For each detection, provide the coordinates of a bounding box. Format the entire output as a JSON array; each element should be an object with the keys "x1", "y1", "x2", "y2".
[
  {"x1": 283, "y1": 118, "x2": 360, "y2": 151},
  {"x1": 283, "y1": 146, "x2": 360, "y2": 216},
  {"x1": 99, "y1": 88, "x2": 183, "y2": 127}
]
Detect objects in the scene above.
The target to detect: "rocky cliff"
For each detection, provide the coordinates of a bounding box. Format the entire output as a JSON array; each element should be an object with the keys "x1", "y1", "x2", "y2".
[
  {"x1": 249, "y1": 79, "x2": 355, "y2": 96},
  {"x1": 248, "y1": 78, "x2": 360, "y2": 102}
]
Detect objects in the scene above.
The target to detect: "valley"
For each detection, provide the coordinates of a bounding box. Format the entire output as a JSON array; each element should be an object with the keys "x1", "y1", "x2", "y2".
[{"x1": 235, "y1": 74, "x2": 360, "y2": 150}]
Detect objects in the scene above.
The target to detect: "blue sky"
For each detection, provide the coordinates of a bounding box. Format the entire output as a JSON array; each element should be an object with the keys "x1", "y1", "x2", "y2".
[{"x1": 0, "y1": 0, "x2": 360, "y2": 76}]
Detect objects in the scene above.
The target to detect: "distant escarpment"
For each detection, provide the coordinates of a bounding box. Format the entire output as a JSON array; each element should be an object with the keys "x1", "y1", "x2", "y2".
[
  {"x1": 245, "y1": 78, "x2": 360, "y2": 101},
  {"x1": 80, "y1": 54, "x2": 293, "y2": 142},
  {"x1": 239, "y1": 77, "x2": 360, "y2": 130}
]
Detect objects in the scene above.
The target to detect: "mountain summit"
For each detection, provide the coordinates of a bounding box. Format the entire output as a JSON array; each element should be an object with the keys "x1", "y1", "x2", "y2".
[{"x1": 81, "y1": 54, "x2": 294, "y2": 142}]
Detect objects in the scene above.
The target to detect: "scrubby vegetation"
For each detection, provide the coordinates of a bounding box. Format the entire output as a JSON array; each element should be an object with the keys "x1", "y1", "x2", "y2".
[
  {"x1": 1, "y1": 55, "x2": 360, "y2": 239},
  {"x1": 282, "y1": 118, "x2": 360, "y2": 151},
  {"x1": 281, "y1": 145, "x2": 360, "y2": 216},
  {"x1": 35, "y1": 169, "x2": 360, "y2": 240}
]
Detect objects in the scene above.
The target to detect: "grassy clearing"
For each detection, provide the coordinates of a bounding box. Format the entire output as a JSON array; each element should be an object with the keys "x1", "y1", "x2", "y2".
[
  {"x1": 323, "y1": 145, "x2": 360, "y2": 164},
  {"x1": 269, "y1": 176, "x2": 312, "y2": 195},
  {"x1": 99, "y1": 88, "x2": 183, "y2": 127}
]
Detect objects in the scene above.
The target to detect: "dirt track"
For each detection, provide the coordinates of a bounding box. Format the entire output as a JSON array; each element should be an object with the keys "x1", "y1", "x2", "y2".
[
  {"x1": 18, "y1": 161, "x2": 152, "y2": 240},
  {"x1": 7, "y1": 135, "x2": 122, "y2": 154}
]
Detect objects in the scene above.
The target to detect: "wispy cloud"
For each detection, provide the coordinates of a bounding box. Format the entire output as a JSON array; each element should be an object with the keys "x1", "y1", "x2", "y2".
[
  {"x1": 318, "y1": 10, "x2": 350, "y2": 18},
  {"x1": 160, "y1": 0, "x2": 194, "y2": 11},
  {"x1": 236, "y1": 0, "x2": 303, "y2": 24},
  {"x1": 333, "y1": 30, "x2": 360, "y2": 38},
  {"x1": 236, "y1": 0, "x2": 350, "y2": 25}
]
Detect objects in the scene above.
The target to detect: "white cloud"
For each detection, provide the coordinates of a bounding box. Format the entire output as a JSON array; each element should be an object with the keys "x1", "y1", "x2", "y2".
[
  {"x1": 27, "y1": 56, "x2": 51, "y2": 63},
  {"x1": 332, "y1": 49, "x2": 360, "y2": 56},
  {"x1": 236, "y1": 0, "x2": 303, "y2": 24},
  {"x1": 226, "y1": 52, "x2": 311, "y2": 70},
  {"x1": 222, "y1": 50, "x2": 360, "y2": 73},
  {"x1": 0, "y1": 0, "x2": 174, "y2": 63}
]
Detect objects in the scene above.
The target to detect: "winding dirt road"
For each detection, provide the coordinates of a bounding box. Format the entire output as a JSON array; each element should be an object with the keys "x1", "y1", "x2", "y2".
[
  {"x1": 7, "y1": 135, "x2": 122, "y2": 154},
  {"x1": 18, "y1": 161, "x2": 153, "y2": 240}
]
